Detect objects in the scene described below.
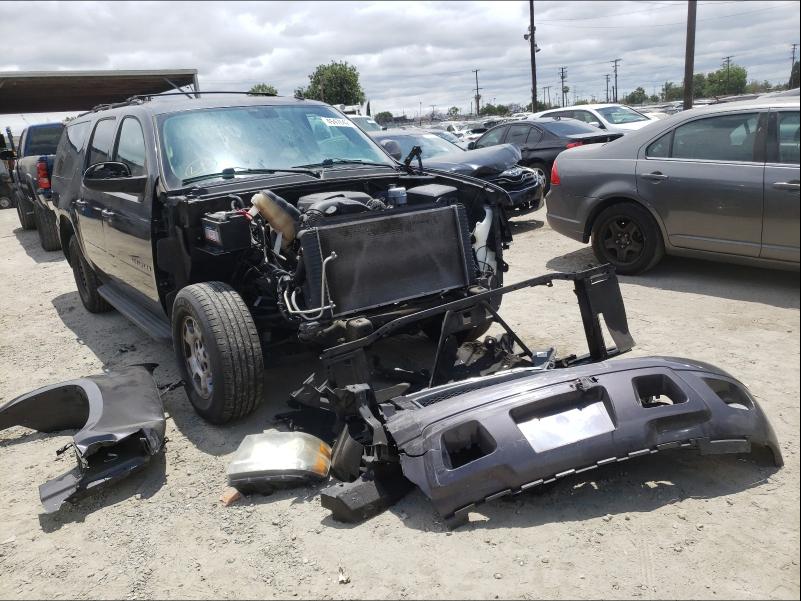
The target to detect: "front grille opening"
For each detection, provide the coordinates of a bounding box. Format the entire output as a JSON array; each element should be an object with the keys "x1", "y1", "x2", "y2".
[
  {"x1": 442, "y1": 421, "x2": 496, "y2": 469},
  {"x1": 704, "y1": 377, "x2": 753, "y2": 411},
  {"x1": 633, "y1": 374, "x2": 687, "y2": 408}
]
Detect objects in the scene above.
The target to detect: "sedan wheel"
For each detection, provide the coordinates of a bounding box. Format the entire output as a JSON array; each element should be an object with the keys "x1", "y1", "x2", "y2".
[{"x1": 591, "y1": 203, "x2": 664, "y2": 275}]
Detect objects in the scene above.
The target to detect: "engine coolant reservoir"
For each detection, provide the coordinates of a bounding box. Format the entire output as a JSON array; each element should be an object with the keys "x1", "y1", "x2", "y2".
[
  {"x1": 473, "y1": 207, "x2": 496, "y2": 274},
  {"x1": 251, "y1": 190, "x2": 299, "y2": 249}
]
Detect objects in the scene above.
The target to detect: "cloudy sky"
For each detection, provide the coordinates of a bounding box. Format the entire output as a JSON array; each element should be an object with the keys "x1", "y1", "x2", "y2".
[{"x1": 1, "y1": 0, "x2": 799, "y2": 132}]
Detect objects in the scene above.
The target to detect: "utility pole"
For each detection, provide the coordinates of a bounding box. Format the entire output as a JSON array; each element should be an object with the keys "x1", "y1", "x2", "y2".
[
  {"x1": 472, "y1": 69, "x2": 482, "y2": 116},
  {"x1": 611, "y1": 59, "x2": 621, "y2": 102},
  {"x1": 683, "y1": 0, "x2": 697, "y2": 110},
  {"x1": 418, "y1": 100, "x2": 422, "y2": 125},
  {"x1": 559, "y1": 67, "x2": 567, "y2": 106},
  {"x1": 527, "y1": 0, "x2": 537, "y2": 112},
  {"x1": 723, "y1": 55, "x2": 733, "y2": 95},
  {"x1": 605, "y1": 74, "x2": 610, "y2": 102},
  {"x1": 431, "y1": 105, "x2": 436, "y2": 121},
  {"x1": 791, "y1": 43, "x2": 798, "y2": 87},
  {"x1": 542, "y1": 85, "x2": 551, "y2": 107}
]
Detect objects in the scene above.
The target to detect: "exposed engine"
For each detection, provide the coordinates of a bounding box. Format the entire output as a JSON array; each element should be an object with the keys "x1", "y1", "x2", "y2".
[{"x1": 196, "y1": 182, "x2": 502, "y2": 342}]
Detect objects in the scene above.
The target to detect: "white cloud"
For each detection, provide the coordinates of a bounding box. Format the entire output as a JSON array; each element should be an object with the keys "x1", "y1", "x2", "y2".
[{"x1": 0, "y1": 0, "x2": 798, "y2": 131}]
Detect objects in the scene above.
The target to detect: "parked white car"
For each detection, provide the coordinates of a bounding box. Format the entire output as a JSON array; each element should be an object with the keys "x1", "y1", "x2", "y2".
[{"x1": 531, "y1": 103, "x2": 657, "y2": 133}]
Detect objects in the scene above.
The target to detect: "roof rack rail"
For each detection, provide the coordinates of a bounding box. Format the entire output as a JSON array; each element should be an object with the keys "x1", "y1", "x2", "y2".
[{"x1": 77, "y1": 91, "x2": 285, "y2": 117}]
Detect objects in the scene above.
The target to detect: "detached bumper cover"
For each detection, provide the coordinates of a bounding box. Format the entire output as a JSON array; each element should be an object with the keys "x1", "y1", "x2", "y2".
[
  {"x1": 382, "y1": 357, "x2": 782, "y2": 524},
  {"x1": 0, "y1": 365, "x2": 165, "y2": 513}
]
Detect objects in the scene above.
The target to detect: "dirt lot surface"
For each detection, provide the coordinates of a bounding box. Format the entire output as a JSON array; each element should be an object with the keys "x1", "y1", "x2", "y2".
[{"x1": 0, "y1": 207, "x2": 798, "y2": 600}]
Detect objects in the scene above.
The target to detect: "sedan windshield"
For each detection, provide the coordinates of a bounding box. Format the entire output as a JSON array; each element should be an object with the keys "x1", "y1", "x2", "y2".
[
  {"x1": 377, "y1": 132, "x2": 462, "y2": 159},
  {"x1": 157, "y1": 104, "x2": 394, "y2": 188},
  {"x1": 596, "y1": 106, "x2": 649, "y2": 124}
]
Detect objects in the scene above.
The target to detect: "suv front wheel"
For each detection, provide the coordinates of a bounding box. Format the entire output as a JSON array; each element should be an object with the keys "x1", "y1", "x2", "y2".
[{"x1": 172, "y1": 282, "x2": 264, "y2": 424}]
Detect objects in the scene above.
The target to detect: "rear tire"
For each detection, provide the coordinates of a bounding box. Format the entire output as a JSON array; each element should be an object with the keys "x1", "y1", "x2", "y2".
[
  {"x1": 591, "y1": 202, "x2": 664, "y2": 275},
  {"x1": 172, "y1": 282, "x2": 264, "y2": 424},
  {"x1": 15, "y1": 194, "x2": 36, "y2": 230},
  {"x1": 69, "y1": 236, "x2": 112, "y2": 313},
  {"x1": 34, "y1": 203, "x2": 62, "y2": 251}
]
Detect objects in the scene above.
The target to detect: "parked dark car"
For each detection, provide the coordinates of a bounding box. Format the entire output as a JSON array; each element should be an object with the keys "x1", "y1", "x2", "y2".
[
  {"x1": 8, "y1": 122, "x2": 65, "y2": 249},
  {"x1": 469, "y1": 117, "x2": 623, "y2": 189},
  {"x1": 51, "y1": 95, "x2": 512, "y2": 424},
  {"x1": 545, "y1": 98, "x2": 800, "y2": 274},
  {"x1": 370, "y1": 128, "x2": 544, "y2": 212}
]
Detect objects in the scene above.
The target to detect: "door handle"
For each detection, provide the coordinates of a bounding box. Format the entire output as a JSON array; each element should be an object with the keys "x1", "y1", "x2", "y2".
[
  {"x1": 101, "y1": 209, "x2": 115, "y2": 218},
  {"x1": 74, "y1": 199, "x2": 87, "y2": 208},
  {"x1": 772, "y1": 181, "x2": 800, "y2": 191},
  {"x1": 642, "y1": 172, "x2": 669, "y2": 181}
]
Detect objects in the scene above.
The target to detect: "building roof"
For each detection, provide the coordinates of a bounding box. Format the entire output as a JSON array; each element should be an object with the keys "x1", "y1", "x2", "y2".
[{"x1": 0, "y1": 69, "x2": 198, "y2": 114}]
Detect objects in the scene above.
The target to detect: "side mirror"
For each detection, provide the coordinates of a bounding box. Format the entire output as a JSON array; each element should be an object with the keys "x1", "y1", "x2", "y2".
[
  {"x1": 380, "y1": 139, "x2": 403, "y2": 161},
  {"x1": 82, "y1": 162, "x2": 147, "y2": 194},
  {"x1": 467, "y1": 141, "x2": 477, "y2": 150}
]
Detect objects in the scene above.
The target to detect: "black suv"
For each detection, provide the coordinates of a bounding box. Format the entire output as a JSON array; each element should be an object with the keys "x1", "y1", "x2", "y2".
[{"x1": 52, "y1": 94, "x2": 510, "y2": 423}]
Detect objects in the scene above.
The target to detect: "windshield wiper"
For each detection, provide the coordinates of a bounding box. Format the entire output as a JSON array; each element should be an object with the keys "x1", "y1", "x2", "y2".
[
  {"x1": 181, "y1": 166, "x2": 321, "y2": 186},
  {"x1": 294, "y1": 158, "x2": 398, "y2": 169}
]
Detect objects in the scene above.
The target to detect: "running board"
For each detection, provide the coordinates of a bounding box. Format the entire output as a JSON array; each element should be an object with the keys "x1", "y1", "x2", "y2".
[{"x1": 98, "y1": 284, "x2": 171, "y2": 343}]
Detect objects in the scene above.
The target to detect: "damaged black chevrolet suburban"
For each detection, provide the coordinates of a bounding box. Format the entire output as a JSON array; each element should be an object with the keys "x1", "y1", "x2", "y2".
[{"x1": 52, "y1": 94, "x2": 512, "y2": 423}]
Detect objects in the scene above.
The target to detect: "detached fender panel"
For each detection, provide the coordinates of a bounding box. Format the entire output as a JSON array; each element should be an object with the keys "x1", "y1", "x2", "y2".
[
  {"x1": 383, "y1": 356, "x2": 782, "y2": 524},
  {"x1": 0, "y1": 365, "x2": 165, "y2": 513}
]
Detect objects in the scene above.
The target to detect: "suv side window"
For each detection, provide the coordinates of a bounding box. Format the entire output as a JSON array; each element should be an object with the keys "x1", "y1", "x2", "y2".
[
  {"x1": 505, "y1": 124, "x2": 531, "y2": 146},
  {"x1": 114, "y1": 117, "x2": 147, "y2": 176},
  {"x1": 777, "y1": 111, "x2": 800, "y2": 164},
  {"x1": 54, "y1": 121, "x2": 90, "y2": 177},
  {"x1": 475, "y1": 125, "x2": 507, "y2": 148},
  {"x1": 86, "y1": 118, "x2": 117, "y2": 167},
  {"x1": 672, "y1": 112, "x2": 760, "y2": 162}
]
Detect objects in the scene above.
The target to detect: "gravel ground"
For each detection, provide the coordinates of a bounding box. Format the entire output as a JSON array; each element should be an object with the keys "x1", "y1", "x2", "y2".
[{"x1": 0, "y1": 206, "x2": 798, "y2": 600}]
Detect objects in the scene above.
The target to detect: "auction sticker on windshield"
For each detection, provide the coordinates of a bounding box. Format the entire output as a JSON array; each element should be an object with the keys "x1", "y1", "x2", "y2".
[{"x1": 321, "y1": 117, "x2": 356, "y2": 128}]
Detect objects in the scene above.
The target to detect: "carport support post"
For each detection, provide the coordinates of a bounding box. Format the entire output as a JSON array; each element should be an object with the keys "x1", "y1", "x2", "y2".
[{"x1": 683, "y1": 0, "x2": 697, "y2": 111}]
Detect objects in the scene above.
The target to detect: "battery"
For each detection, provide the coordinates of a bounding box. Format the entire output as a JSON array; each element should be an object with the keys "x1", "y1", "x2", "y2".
[{"x1": 201, "y1": 211, "x2": 251, "y2": 252}]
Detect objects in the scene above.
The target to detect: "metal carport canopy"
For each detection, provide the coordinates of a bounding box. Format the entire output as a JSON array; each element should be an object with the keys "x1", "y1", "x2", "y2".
[{"x1": 0, "y1": 69, "x2": 199, "y2": 113}]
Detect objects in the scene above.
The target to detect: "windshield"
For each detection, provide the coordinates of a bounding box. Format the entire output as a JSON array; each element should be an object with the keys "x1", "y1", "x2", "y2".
[
  {"x1": 378, "y1": 132, "x2": 462, "y2": 159},
  {"x1": 350, "y1": 116, "x2": 382, "y2": 132},
  {"x1": 157, "y1": 104, "x2": 394, "y2": 188},
  {"x1": 24, "y1": 124, "x2": 64, "y2": 156},
  {"x1": 539, "y1": 119, "x2": 603, "y2": 136},
  {"x1": 429, "y1": 130, "x2": 461, "y2": 144},
  {"x1": 596, "y1": 106, "x2": 649, "y2": 124}
]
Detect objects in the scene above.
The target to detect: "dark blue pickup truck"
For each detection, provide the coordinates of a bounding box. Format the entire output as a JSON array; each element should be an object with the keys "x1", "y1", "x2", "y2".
[{"x1": 10, "y1": 122, "x2": 65, "y2": 250}]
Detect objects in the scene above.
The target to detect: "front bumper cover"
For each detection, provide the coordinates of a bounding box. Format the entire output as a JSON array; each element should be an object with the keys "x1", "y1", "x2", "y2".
[
  {"x1": 0, "y1": 365, "x2": 165, "y2": 513},
  {"x1": 382, "y1": 356, "x2": 782, "y2": 525}
]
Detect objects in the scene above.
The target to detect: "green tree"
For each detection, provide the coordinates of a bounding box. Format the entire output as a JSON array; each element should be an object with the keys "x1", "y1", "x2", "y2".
[
  {"x1": 248, "y1": 83, "x2": 278, "y2": 95},
  {"x1": 692, "y1": 73, "x2": 707, "y2": 98},
  {"x1": 663, "y1": 81, "x2": 684, "y2": 102},
  {"x1": 623, "y1": 87, "x2": 647, "y2": 104},
  {"x1": 649, "y1": 94, "x2": 660, "y2": 103},
  {"x1": 446, "y1": 106, "x2": 460, "y2": 119},
  {"x1": 791, "y1": 61, "x2": 800, "y2": 88},
  {"x1": 374, "y1": 111, "x2": 393, "y2": 125},
  {"x1": 296, "y1": 61, "x2": 365, "y2": 105},
  {"x1": 706, "y1": 63, "x2": 747, "y2": 96}
]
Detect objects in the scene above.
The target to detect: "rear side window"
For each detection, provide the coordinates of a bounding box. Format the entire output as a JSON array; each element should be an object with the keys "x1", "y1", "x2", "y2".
[
  {"x1": 646, "y1": 132, "x2": 672, "y2": 158},
  {"x1": 526, "y1": 127, "x2": 543, "y2": 144},
  {"x1": 777, "y1": 111, "x2": 800, "y2": 164},
  {"x1": 23, "y1": 124, "x2": 64, "y2": 156},
  {"x1": 53, "y1": 121, "x2": 90, "y2": 177},
  {"x1": 505, "y1": 124, "x2": 531, "y2": 146},
  {"x1": 86, "y1": 118, "x2": 117, "y2": 167},
  {"x1": 672, "y1": 113, "x2": 759, "y2": 162},
  {"x1": 114, "y1": 117, "x2": 147, "y2": 176}
]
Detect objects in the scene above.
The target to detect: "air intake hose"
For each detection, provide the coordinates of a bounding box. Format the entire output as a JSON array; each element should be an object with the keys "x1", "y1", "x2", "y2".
[{"x1": 251, "y1": 190, "x2": 301, "y2": 249}]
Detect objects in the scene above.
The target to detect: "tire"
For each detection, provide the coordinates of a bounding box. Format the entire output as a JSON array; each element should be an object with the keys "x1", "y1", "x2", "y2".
[
  {"x1": 591, "y1": 202, "x2": 664, "y2": 275},
  {"x1": 172, "y1": 282, "x2": 264, "y2": 424},
  {"x1": 0, "y1": 196, "x2": 11, "y2": 210},
  {"x1": 528, "y1": 162, "x2": 550, "y2": 192},
  {"x1": 69, "y1": 236, "x2": 112, "y2": 313},
  {"x1": 15, "y1": 194, "x2": 36, "y2": 230},
  {"x1": 33, "y1": 203, "x2": 62, "y2": 251}
]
